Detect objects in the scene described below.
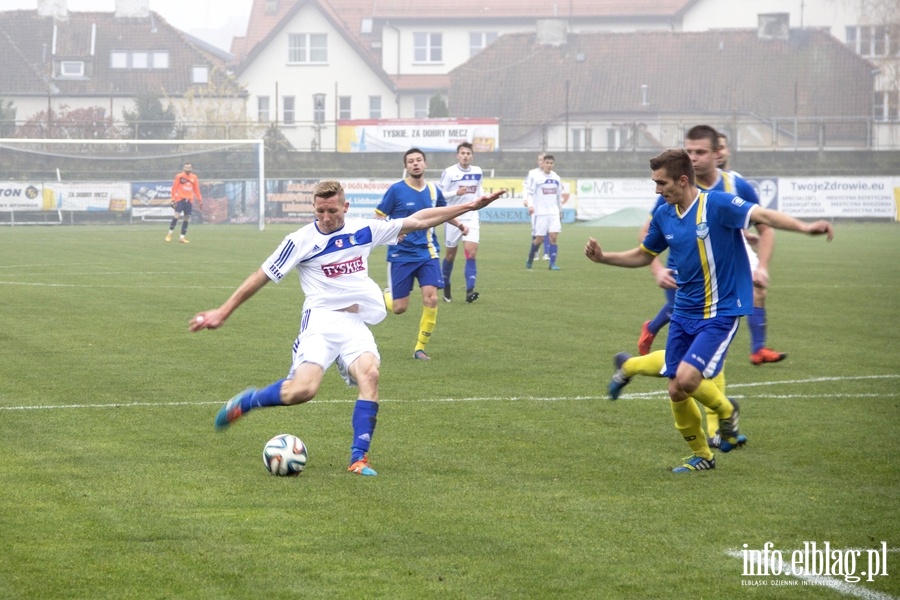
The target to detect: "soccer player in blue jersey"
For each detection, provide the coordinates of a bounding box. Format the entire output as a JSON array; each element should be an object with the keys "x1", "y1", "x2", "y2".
[
  {"x1": 585, "y1": 148, "x2": 833, "y2": 473},
  {"x1": 687, "y1": 125, "x2": 786, "y2": 366},
  {"x1": 438, "y1": 142, "x2": 484, "y2": 304},
  {"x1": 638, "y1": 125, "x2": 786, "y2": 366},
  {"x1": 376, "y1": 148, "x2": 466, "y2": 360},
  {"x1": 191, "y1": 180, "x2": 505, "y2": 477},
  {"x1": 716, "y1": 132, "x2": 732, "y2": 171}
]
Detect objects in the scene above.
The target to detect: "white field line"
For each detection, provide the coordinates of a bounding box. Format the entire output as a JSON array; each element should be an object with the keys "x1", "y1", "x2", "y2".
[
  {"x1": 0, "y1": 280, "x2": 236, "y2": 289},
  {"x1": 1, "y1": 375, "x2": 898, "y2": 411},
  {"x1": 725, "y1": 549, "x2": 899, "y2": 600}
]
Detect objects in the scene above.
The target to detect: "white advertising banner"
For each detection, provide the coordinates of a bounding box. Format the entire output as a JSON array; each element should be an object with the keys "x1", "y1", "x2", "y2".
[
  {"x1": 52, "y1": 183, "x2": 131, "y2": 212},
  {"x1": 575, "y1": 178, "x2": 657, "y2": 220},
  {"x1": 775, "y1": 177, "x2": 897, "y2": 219},
  {"x1": 0, "y1": 182, "x2": 44, "y2": 211},
  {"x1": 342, "y1": 179, "x2": 397, "y2": 219},
  {"x1": 337, "y1": 118, "x2": 499, "y2": 153}
]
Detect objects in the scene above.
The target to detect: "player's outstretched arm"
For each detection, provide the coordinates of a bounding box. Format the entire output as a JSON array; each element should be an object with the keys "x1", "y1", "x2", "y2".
[
  {"x1": 400, "y1": 190, "x2": 506, "y2": 234},
  {"x1": 750, "y1": 207, "x2": 834, "y2": 241},
  {"x1": 584, "y1": 237, "x2": 655, "y2": 268},
  {"x1": 190, "y1": 268, "x2": 270, "y2": 332}
]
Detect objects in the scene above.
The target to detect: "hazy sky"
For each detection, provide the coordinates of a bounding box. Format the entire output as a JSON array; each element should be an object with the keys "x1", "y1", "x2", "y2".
[{"x1": 3, "y1": 0, "x2": 252, "y2": 50}]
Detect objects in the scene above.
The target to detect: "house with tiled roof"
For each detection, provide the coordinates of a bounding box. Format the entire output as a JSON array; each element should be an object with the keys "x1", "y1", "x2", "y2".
[
  {"x1": 230, "y1": 0, "x2": 698, "y2": 150},
  {"x1": 448, "y1": 27, "x2": 878, "y2": 151},
  {"x1": 0, "y1": 0, "x2": 246, "y2": 138},
  {"x1": 230, "y1": 0, "x2": 898, "y2": 151}
]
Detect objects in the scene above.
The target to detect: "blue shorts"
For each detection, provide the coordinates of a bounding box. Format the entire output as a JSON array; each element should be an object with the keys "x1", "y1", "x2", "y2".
[
  {"x1": 173, "y1": 199, "x2": 193, "y2": 215},
  {"x1": 664, "y1": 314, "x2": 741, "y2": 379},
  {"x1": 386, "y1": 258, "x2": 443, "y2": 300}
]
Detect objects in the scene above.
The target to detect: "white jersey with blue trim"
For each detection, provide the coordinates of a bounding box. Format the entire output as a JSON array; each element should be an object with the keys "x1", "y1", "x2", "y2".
[
  {"x1": 439, "y1": 163, "x2": 483, "y2": 221},
  {"x1": 528, "y1": 169, "x2": 562, "y2": 216},
  {"x1": 262, "y1": 218, "x2": 403, "y2": 325}
]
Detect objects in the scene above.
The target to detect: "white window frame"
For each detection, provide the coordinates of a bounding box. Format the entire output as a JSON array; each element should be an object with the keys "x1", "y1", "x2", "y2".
[
  {"x1": 571, "y1": 127, "x2": 585, "y2": 152},
  {"x1": 288, "y1": 33, "x2": 328, "y2": 63},
  {"x1": 338, "y1": 96, "x2": 352, "y2": 120},
  {"x1": 313, "y1": 94, "x2": 326, "y2": 123},
  {"x1": 874, "y1": 90, "x2": 899, "y2": 121},
  {"x1": 846, "y1": 25, "x2": 896, "y2": 57},
  {"x1": 258, "y1": 96, "x2": 270, "y2": 122},
  {"x1": 132, "y1": 52, "x2": 149, "y2": 69},
  {"x1": 413, "y1": 95, "x2": 429, "y2": 118},
  {"x1": 110, "y1": 52, "x2": 128, "y2": 69},
  {"x1": 369, "y1": 96, "x2": 382, "y2": 119},
  {"x1": 283, "y1": 95, "x2": 295, "y2": 125},
  {"x1": 192, "y1": 66, "x2": 209, "y2": 84},
  {"x1": 60, "y1": 61, "x2": 85, "y2": 77},
  {"x1": 109, "y1": 50, "x2": 169, "y2": 69},
  {"x1": 414, "y1": 32, "x2": 442, "y2": 63}
]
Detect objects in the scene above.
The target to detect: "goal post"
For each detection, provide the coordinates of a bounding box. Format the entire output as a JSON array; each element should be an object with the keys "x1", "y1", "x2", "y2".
[{"x1": 0, "y1": 138, "x2": 266, "y2": 230}]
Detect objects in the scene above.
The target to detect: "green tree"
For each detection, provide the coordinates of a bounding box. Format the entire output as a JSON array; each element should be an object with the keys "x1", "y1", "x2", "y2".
[
  {"x1": 169, "y1": 68, "x2": 252, "y2": 139},
  {"x1": 122, "y1": 93, "x2": 176, "y2": 139},
  {"x1": 14, "y1": 105, "x2": 120, "y2": 139},
  {"x1": 429, "y1": 94, "x2": 449, "y2": 118}
]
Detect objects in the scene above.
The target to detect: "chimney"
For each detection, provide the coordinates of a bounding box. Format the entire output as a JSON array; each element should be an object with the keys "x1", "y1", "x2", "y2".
[
  {"x1": 115, "y1": 0, "x2": 150, "y2": 18},
  {"x1": 758, "y1": 13, "x2": 790, "y2": 41},
  {"x1": 536, "y1": 19, "x2": 567, "y2": 47},
  {"x1": 37, "y1": 0, "x2": 67, "y2": 19}
]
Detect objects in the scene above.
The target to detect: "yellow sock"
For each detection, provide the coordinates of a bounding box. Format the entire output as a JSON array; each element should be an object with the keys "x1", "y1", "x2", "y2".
[
  {"x1": 671, "y1": 399, "x2": 712, "y2": 460},
  {"x1": 383, "y1": 289, "x2": 393, "y2": 313},
  {"x1": 691, "y1": 378, "x2": 734, "y2": 422},
  {"x1": 414, "y1": 305, "x2": 437, "y2": 352},
  {"x1": 703, "y1": 369, "x2": 726, "y2": 438},
  {"x1": 623, "y1": 350, "x2": 665, "y2": 378}
]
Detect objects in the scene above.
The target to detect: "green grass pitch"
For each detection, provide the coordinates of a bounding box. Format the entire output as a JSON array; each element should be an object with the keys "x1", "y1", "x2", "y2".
[{"x1": 1, "y1": 222, "x2": 898, "y2": 599}]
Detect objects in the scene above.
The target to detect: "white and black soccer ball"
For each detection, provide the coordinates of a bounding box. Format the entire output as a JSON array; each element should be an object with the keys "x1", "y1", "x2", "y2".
[{"x1": 262, "y1": 434, "x2": 308, "y2": 476}]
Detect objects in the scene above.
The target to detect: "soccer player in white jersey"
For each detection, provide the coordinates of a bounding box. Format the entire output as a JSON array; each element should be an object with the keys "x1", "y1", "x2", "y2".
[
  {"x1": 525, "y1": 154, "x2": 563, "y2": 270},
  {"x1": 190, "y1": 180, "x2": 505, "y2": 477},
  {"x1": 585, "y1": 148, "x2": 833, "y2": 473},
  {"x1": 438, "y1": 142, "x2": 484, "y2": 303},
  {"x1": 523, "y1": 152, "x2": 551, "y2": 260}
]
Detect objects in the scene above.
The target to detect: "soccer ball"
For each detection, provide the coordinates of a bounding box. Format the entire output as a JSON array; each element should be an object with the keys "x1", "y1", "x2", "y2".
[{"x1": 262, "y1": 434, "x2": 308, "y2": 476}]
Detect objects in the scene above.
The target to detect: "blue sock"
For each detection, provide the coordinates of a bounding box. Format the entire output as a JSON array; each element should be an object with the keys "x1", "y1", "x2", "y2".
[
  {"x1": 464, "y1": 258, "x2": 477, "y2": 291},
  {"x1": 442, "y1": 258, "x2": 453, "y2": 283},
  {"x1": 648, "y1": 302, "x2": 673, "y2": 334},
  {"x1": 350, "y1": 400, "x2": 379, "y2": 463},
  {"x1": 548, "y1": 244, "x2": 558, "y2": 266},
  {"x1": 528, "y1": 242, "x2": 540, "y2": 260},
  {"x1": 543, "y1": 239, "x2": 550, "y2": 255},
  {"x1": 243, "y1": 379, "x2": 286, "y2": 412},
  {"x1": 749, "y1": 307, "x2": 766, "y2": 353}
]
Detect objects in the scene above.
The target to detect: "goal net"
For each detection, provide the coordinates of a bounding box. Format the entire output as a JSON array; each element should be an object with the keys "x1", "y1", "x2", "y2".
[{"x1": 0, "y1": 138, "x2": 265, "y2": 229}]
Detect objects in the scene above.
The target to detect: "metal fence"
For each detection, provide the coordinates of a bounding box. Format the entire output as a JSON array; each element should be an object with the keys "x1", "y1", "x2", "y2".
[{"x1": 2, "y1": 115, "x2": 899, "y2": 151}]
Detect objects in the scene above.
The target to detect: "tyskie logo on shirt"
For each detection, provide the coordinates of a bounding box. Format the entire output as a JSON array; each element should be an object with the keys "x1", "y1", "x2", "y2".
[{"x1": 321, "y1": 256, "x2": 364, "y2": 278}]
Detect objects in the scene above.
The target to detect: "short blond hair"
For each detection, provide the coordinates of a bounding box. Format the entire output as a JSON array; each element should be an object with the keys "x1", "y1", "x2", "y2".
[{"x1": 314, "y1": 180, "x2": 344, "y2": 201}]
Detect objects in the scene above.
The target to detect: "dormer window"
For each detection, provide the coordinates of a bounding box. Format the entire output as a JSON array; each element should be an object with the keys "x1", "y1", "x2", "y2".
[{"x1": 60, "y1": 61, "x2": 85, "y2": 77}]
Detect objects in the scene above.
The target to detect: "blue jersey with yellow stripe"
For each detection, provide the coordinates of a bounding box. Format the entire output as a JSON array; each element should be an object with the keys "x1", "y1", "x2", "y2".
[
  {"x1": 698, "y1": 169, "x2": 760, "y2": 205},
  {"x1": 642, "y1": 191, "x2": 755, "y2": 319},
  {"x1": 649, "y1": 169, "x2": 759, "y2": 272},
  {"x1": 375, "y1": 180, "x2": 445, "y2": 263}
]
